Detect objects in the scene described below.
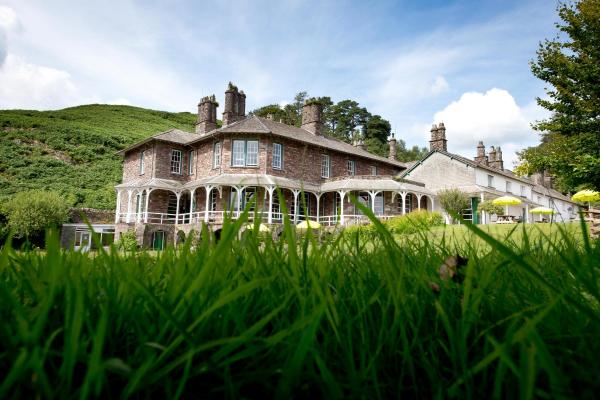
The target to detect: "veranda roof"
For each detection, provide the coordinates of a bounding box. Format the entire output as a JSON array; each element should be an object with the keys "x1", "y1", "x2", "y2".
[
  {"x1": 320, "y1": 177, "x2": 433, "y2": 195},
  {"x1": 116, "y1": 174, "x2": 432, "y2": 195},
  {"x1": 115, "y1": 178, "x2": 183, "y2": 191}
]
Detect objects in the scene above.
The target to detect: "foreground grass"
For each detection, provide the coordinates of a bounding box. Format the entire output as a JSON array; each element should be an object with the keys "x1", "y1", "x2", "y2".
[{"x1": 1, "y1": 216, "x2": 599, "y2": 399}]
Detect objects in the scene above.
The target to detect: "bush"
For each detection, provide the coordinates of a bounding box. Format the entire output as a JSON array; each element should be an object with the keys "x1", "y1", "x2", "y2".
[
  {"x1": 116, "y1": 229, "x2": 138, "y2": 252},
  {"x1": 2, "y1": 190, "x2": 69, "y2": 244},
  {"x1": 479, "y1": 199, "x2": 504, "y2": 216},
  {"x1": 385, "y1": 210, "x2": 445, "y2": 234},
  {"x1": 437, "y1": 189, "x2": 470, "y2": 224}
]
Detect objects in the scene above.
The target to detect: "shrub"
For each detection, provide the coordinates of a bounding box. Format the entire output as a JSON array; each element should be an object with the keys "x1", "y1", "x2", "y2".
[
  {"x1": 479, "y1": 199, "x2": 504, "y2": 216},
  {"x1": 116, "y1": 229, "x2": 138, "y2": 252},
  {"x1": 437, "y1": 188, "x2": 470, "y2": 224},
  {"x1": 2, "y1": 190, "x2": 69, "y2": 244},
  {"x1": 385, "y1": 210, "x2": 445, "y2": 234}
]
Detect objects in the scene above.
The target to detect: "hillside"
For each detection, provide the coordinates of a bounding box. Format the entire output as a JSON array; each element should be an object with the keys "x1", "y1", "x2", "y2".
[{"x1": 0, "y1": 105, "x2": 197, "y2": 209}]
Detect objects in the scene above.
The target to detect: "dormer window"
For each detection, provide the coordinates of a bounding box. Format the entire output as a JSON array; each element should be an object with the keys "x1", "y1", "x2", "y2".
[{"x1": 170, "y1": 149, "x2": 182, "y2": 174}]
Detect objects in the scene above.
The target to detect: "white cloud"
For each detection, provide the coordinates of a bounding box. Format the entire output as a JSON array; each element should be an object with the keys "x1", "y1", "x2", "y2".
[
  {"x1": 0, "y1": 54, "x2": 94, "y2": 109},
  {"x1": 0, "y1": 5, "x2": 22, "y2": 65},
  {"x1": 369, "y1": 48, "x2": 459, "y2": 109},
  {"x1": 429, "y1": 88, "x2": 546, "y2": 168}
]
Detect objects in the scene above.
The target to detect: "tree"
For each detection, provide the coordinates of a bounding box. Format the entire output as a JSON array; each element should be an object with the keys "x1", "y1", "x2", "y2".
[
  {"x1": 365, "y1": 115, "x2": 391, "y2": 144},
  {"x1": 395, "y1": 139, "x2": 429, "y2": 162},
  {"x1": 478, "y1": 200, "x2": 504, "y2": 217},
  {"x1": 2, "y1": 190, "x2": 69, "y2": 245},
  {"x1": 437, "y1": 189, "x2": 470, "y2": 224},
  {"x1": 328, "y1": 100, "x2": 370, "y2": 142},
  {"x1": 518, "y1": 0, "x2": 600, "y2": 191}
]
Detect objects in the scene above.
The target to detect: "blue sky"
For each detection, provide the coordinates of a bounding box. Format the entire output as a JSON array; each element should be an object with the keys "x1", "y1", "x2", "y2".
[{"x1": 0, "y1": 0, "x2": 560, "y2": 167}]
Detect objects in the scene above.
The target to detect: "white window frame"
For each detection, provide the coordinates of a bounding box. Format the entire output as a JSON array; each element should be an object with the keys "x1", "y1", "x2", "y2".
[
  {"x1": 521, "y1": 185, "x2": 526, "y2": 197},
  {"x1": 321, "y1": 154, "x2": 330, "y2": 178},
  {"x1": 171, "y1": 149, "x2": 182, "y2": 174},
  {"x1": 231, "y1": 139, "x2": 259, "y2": 167},
  {"x1": 232, "y1": 140, "x2": 245, "y2": 166},
  {"x1": 139, "y1": 150, "x2": 145, "y2": 175},
  {"x1": 505, "y1": 181, "x2": 511, "y2": 193},
  {"x1": 487, "y1": 175, "x2": 494, "y2": 188},
  {"x1": 347, "y1": 160, "x2": 355, "y2": 176},
  {"x1": 272, "y1": 143, "x2": 283, "y2": 170},
  {"x1": 213, "y1": 142, "x2": 221, "y2": 169},
  {"x1": 188, "y1": 150, "x2": 194, "y2": 175},
  {"x1": 370, "y1": 166, "x2": 377, "y2": 176},
  {"x1": 246, "y1": 140, "x2": 259, "y2": 166}
]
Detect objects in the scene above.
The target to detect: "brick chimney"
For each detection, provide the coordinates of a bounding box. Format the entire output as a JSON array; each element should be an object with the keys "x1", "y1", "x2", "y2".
[
  {"x1": 542, "y1": 170, "x2": 553, "y2": 188},
  {"x1": 495, "y1": 146, "x2": 504, "y2": 170},
  {"x1": 488, "y1": 146, "x2": 496, "y2": 165},
  {"x1": 474, "y1": 141, "x2": 487, "y2": 165},
  {"x1": 353, "y1": 139, "x2": 366, "y2": 151},
  {"x1": 429, "y1": 122, "x2": 447, "y2": 151},
  {"x1": 388, "y1": 134, "x2": 397, "y2": 160},
  {"x1": 195, "y1": 95, "x2": 218, "y2": 134},
  {"x1": 531, "y1": 170, "x2": 554, "y2": 188},
  {"x1": 301, "y1": 100, "x2": 323, "y2": 135},
  {"x1": 222, "y1": 82, "x2": 245, "y2": 126}
]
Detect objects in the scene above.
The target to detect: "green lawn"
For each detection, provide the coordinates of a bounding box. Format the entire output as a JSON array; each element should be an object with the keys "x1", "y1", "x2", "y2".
[{"x1": 0, "y1": 217, "x2": 598, "y2": 398}]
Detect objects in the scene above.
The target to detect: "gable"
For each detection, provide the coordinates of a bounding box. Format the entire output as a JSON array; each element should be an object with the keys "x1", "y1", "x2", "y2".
[{"x1": 403, "y1": 152, "x2": 476, "y2": 191}]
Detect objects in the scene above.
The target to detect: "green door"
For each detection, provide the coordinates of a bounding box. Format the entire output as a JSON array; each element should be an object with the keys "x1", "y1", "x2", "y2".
[
  {"x1": 153, "y1": 231, "x2": 165, "y2": 251},
  {"x1": 471, "y1": 197, "x2": 479, "y2": 224}
]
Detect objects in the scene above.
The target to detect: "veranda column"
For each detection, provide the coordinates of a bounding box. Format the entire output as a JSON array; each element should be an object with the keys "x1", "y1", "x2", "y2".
[
  {"x1": 235, "y1": 186, "x2": 244, "y2": 219},
  {"x1": 525, "y1": 203, "x2": 529, "y2": 223},
  {"x1": 136, "y1": 192, "x2": 142, "y2": 223},
  {"x1": 189, "y1": 188, "x2": 196, "y2": 223},
  {"x1": 400, "y1": 192, "x2": 407, "y2": 215},
  {"x1": 204, "y1": 185, "x2": 213, "y2": 223},
  {"x1": 417, "y1": 194, "x2": 423, "y2": 210},
  {"x1": 292, "y1": 190, "x2": 300, "y2": 223},
  {"x1": 266, "y1": 186, "x2": 275, "y2": 224},
  {"x1": 480, "y1": 192, "x2": 486, "y2": 224},
  {"x1": 115, "y1": 189, "x2": 122, "y2": 223},
  {"x1": 315, "y1": 193, "x2": 321, "y2": 222},
  {"x1": 175, "y1": 192, "x2": 181, "y2": 225},
  {"x1": 125, "y1": 190, "x2": 133, "y2": 223},
  {"x1": 143, "y1": 188, "x2": 153, "y2": 223},
  {"x1": 338, "y1": 190, "x2": 346, "y2": 225}
]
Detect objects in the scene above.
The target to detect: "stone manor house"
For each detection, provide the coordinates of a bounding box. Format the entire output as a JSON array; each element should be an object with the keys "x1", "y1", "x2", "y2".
[{"x1": 114, "y1": 83, "x2": 576, "y2": 248}]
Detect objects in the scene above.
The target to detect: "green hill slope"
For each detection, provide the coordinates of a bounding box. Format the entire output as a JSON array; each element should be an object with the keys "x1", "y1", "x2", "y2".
[{"x1": 0, "y1": 105, "x2": 197, "y2": 209}]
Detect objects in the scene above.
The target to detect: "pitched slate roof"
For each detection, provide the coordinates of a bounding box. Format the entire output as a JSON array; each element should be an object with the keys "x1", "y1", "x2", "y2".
[
  {"x1": 118, "y1": 115, "x2": 406, "y2": 169},
  {"x1": 117, "y1": 128, "x2": 198, "y2": 155},
  {"x1": 189, "y1": 115, "x2": 406, "y2": 168}
]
